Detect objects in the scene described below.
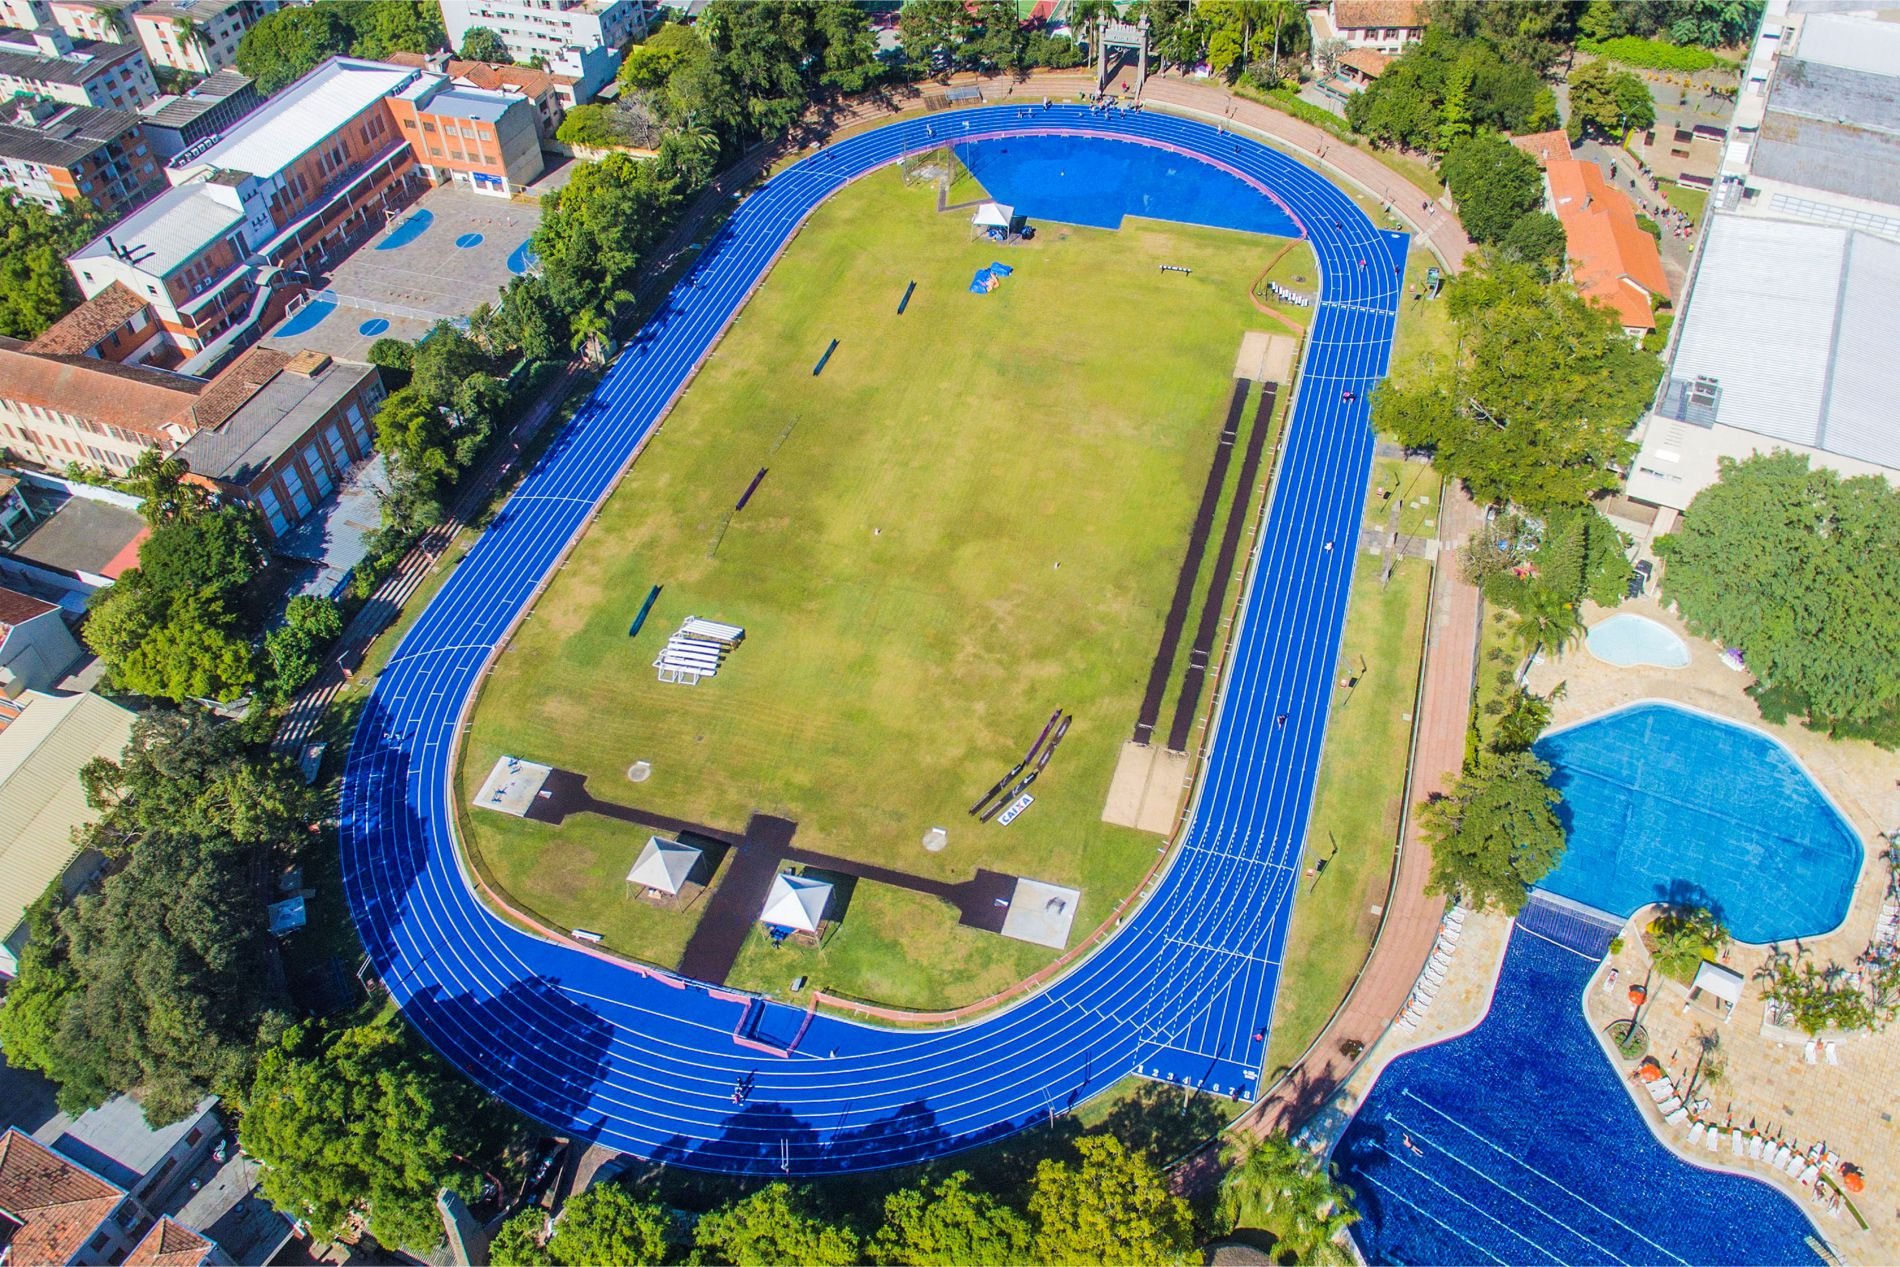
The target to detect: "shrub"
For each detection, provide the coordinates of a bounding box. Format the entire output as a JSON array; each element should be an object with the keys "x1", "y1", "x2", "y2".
[{"x1": 1578, "y1": 36, "x2": 1731, "y2": 73}]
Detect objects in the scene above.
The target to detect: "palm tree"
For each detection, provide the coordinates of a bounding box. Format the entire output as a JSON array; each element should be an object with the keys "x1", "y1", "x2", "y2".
[
  {"x1": 1218, "y1": 1134, "x2": 1360, "y2": 1266},
  {"x1": 570, "y1": 307, "x2": 613, "y2": 367},
  {"x1": 172, "y1": 16, "x2": 205, "y2": 71},
  {"x1": 1070, "y1": 0, "x2": 1116, "y2": 79}
]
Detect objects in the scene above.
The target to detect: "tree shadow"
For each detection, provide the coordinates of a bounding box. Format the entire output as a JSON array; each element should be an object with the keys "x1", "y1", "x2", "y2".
[
  {"x1": 1099, "y1": 1080, "x2": 1228, "y2": 1168},
  {"x1": 1652, "y1": 878, "x2": 1726, "y2": 926}
]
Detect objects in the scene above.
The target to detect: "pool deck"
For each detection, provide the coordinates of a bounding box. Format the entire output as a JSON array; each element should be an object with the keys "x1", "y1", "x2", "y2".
[{"x1": 1529, "y1": 595, "x2": 1899, "y2": 1263}]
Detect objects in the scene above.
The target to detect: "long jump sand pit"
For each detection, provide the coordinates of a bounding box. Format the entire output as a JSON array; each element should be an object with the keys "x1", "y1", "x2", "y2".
[
  {"x1": 1102, "y1": 741, "x2": 1190, "y2": 836},
  {"x1": 1234, "y1": 330, "x2": 1300, "y2": 383}
]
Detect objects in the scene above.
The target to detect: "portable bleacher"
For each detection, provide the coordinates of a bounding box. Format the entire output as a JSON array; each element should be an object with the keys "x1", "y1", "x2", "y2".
[{"x1": 654, "y1": 617, "x2": 745, "y2": 683}]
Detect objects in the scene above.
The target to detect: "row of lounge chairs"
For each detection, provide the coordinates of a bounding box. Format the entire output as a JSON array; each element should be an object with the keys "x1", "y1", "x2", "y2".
[
  {"x1": 1395, "y1": 905, "x2": 1467, "y2": 1033},
  {"x1": 1639, "y1": 1068, "x2": 1852, "y2": 1219}
]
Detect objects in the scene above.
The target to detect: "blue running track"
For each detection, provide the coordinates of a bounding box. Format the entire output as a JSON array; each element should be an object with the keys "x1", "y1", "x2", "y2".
[{"x1": 340, "y1": 105, "x2": 1407, "y2": 1175}]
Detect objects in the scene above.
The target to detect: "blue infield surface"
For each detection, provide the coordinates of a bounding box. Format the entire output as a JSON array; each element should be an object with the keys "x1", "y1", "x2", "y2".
[
  {"x1": 376, "y1": 208, "x2": 434, "y2": 251},
  {"x1": 340, "y1": 106, "x2": 1407, "y2": 1175}
]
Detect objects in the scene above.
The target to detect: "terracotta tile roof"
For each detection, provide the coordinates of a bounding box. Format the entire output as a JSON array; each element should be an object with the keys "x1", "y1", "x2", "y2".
[
  {"x1": 25, "y1": 283, "x2": 151, "y2": 358},
  {"x1": 125, "y1": 1217, "x2": 216, "y2": 1266},
  {"x1": 0, "y1": 1129, "x2": 127, "y2": 1266},
  {"x1": 1546, "y1": 158, "x2": 1671, "y2": 330},
  {"x1": 1332, "y1": 0, "x2": 1424, "y2": 30},
  {"x1": 380, "y1": 51, "x2": 558, "y2": 99},
  {"x1": 1340, "y1": 47, "x2": 1393, "y2": 77},
  {"x1": 1510, "y1": 130, "x2": 1572, "y2": 167},
  {"x1": 0, "y1": 338, "x2": 201, "y2": 440},
  {"x1": 0, "y1": 585, "x2": 59, "y2": 633},
  {"x1": 183, "y1": 345, "x2": 289, "y2": 432}
]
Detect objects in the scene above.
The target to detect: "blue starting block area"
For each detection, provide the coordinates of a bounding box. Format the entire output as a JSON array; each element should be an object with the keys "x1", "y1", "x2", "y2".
[{"x1": 968, "y1": 261, "x2": 1015, "y2": 294}]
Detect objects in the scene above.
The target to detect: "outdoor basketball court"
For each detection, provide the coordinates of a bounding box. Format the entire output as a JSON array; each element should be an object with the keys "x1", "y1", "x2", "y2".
[{"x1": 264, "y1": 182, "x2": 547, "y2": 359}]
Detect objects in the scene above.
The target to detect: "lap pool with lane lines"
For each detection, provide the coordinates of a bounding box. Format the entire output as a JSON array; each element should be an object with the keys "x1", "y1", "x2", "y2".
[{"x1": 340, "y1": 107, "x2": 1407, "y2": 1174}]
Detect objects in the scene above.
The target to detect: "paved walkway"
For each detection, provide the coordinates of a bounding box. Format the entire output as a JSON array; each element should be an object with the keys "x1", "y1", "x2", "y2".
[{"x1": 1245, "y1": 482, "x2": 1482, "y2": 1136}]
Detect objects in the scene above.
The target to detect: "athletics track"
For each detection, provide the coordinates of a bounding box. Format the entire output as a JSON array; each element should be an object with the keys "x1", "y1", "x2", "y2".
[{"x1": 339, "y1": 105, "x2": 1407, "y2": 1175}]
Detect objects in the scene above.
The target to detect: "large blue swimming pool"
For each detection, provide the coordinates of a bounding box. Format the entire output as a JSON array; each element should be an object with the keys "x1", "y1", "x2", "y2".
[
  {"x1": 1336, "y1": 928, "x2": 1824, "y2": 1266},
  {"x1": 1534, "y1": 702, "x2": 1861, "y2": 943},
  {"x1": 955, "y1": 134, "x2": 1302, "y2": 236}
]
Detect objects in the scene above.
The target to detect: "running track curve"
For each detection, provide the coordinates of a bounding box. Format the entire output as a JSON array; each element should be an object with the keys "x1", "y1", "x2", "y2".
[{"x1": 340, "y1": 105, "x2": 1406, "y2": 1176}]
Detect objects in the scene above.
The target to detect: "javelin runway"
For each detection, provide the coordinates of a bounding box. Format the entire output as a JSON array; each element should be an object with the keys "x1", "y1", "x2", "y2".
[{"x1": 340, "y1": 106, "x2": 1406, "y2": 1174}]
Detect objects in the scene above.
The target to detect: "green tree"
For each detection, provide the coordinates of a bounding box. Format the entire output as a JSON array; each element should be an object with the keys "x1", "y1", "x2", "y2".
[
  {"x1": 0, "y1": 710, "x2": 312, "y2": 1121},
  {"x1": 0, "y1": 192, "x2": 102, "y2": 337},
  {"x1": 533, "y1": 151, "x2": 690, "y2": 322},
  {"x1": 546, "y1": 1183, "x2": 668, "y2": 1266},
  {"x1": 1028, "y1": 1135, "x2": 1195, "y2": 1266},
  {"x1": 1423, "y1": 747, "x2": 1566, "y2": 914},
  {"x1": 1437, "y1": 59, "x2": 1474, "y2": 150},
  {"x1": 694, "y1": 1182, "x2": 860, "y2": 1266},
  {"x1": 1500, "y1": 210, "x2": 1566, "y2": 276},
  {"x1": 1345, "y1": 27, "x2": 1547, "y2": 152},
  {"x1": 619, "y1": 21, "x2": 706, "y2": 91},
  {"x1": 458, "y1": 25, "x2": 509, "y2": 62},
  {"x1": 1567, "y1": 59, "x2": 1656, "y2": 142},
  {"x1": 1218, "y1": 1134, "x2": 1358, "y2": 1265},
  {"x1": 1373, "y1": 256, "x2": 1662, "y2": 510},
  {"x1": 123, "y1": 450, "x2": 213, "y2": 526},
  {"x1": 872, "y1": 1172, "x2": 1032, "y2": 1266},
  {"x1": 1654, "y1": 452, "x2": 1900, "y2": 744},
  {"x1": 490, "y1": 1210, "x2": 554, "y2": 1267},
  {"x1": 1649, "y1": 906, "x2": 1729, "y2": 982},
  {"x1": 234, "y1": 6, "x2": 351, "y2": 93},
  {"x1": 1440, "y1": 133, "x2": 1542, "y2": 245},
  {"x1": 326, "y1": 0, "x2": 446, "y2": 60},
  {"x1": 244, "y1": 1019, "x2": 500, "y2": 1253},
  {"x1": 264, "y1": 595, "x2": 344, "y2": 700},
  {"x1": 899, "y1": 0, "x2": 967, "y2": 75}
]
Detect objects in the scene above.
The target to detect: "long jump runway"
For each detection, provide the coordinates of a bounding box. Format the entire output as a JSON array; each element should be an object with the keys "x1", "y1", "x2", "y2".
[{"x1": 340, "y1": 106, "x2": 1407, "y2": 1175}]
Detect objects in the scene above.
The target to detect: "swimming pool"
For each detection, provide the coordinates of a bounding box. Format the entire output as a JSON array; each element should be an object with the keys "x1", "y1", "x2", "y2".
[
  {"x1": 954, "y1": 135, "x2": 1302, "y2": 236},
  {"x1": 1335, "y1": 927, "x2": 1824, "y2": 1265},
  {"x1": 1587, "y1": 613, "x2": 1690, "y2": 668},
  {"x1": 1534, "y1": 702, "x2": 1861, "y2": 943}
]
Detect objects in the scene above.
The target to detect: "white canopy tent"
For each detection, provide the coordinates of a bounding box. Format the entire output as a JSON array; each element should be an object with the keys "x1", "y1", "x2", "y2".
[
  {"x1": 972, "y1": 201, "x2": 1015, "y2": 229},
  {"x1": 1687, "y1": 960, "x2": 1746, "y2": 1022},
  {"x1": 626, "y1": 836, "x2": 701, "y2": 895},
  {"x1": 760, "y1": 872, "x2": 832, "y2": 934}
]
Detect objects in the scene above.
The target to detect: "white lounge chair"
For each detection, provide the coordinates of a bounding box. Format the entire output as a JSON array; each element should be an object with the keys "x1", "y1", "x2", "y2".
[
  {"x1": 1429, "y1": 949, "x2": 1453, "y2": 969},
  {"x1": 1664, "y1": 1107, "x2": 1689, "y2": 1125},
  {"x1": 1438, "y1": 925, "x2": 1462, "y2": 944},
  {"x1": 1784, "y1": 1150, "x2": 1806, "y2": 1178},
  {"x1": 1732, "y1": 1130, "x2": 1748, "y2": 1156},
  {"x1": 1749, "y1": 1135, "x2": 1766, "y2": 1160},
  {"x1": 1646, "y1": 1079, "x2": 1674, "y2": 1102},
  {"x1": 1707, "y1": 1128, "x2": 1722, "y2": 1152},
  {"x1": 1824, "y1": 1042, "x2": 1840, "y2": 1065},
  {"x1": 1412, "y1": 988, "x2": 1436, "y2": 1006},
  {"x1": 1656, "y1": 1097, "x2": 1682, "y2": 1115},
  {"x1": 1803, "y1": 1040, "x2": 1818, "y2": 1064},
  {"x1": 1799, "y1": 1164, "x2": 1820, "y2": 1185},
  {"x1": 1396, "y1": 1015, "x2": 1418, "y2": 1031},
  {"x1": 1772, "y1": 1143, "x2": 1792, "y2": 1168},
  {"x1": 1688, "y1": 1123, "x2": 1707, "y2": 1146}
]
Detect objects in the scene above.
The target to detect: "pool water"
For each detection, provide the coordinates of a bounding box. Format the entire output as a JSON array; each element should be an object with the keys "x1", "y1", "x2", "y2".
[
  {"x1": 1534, "y1": 703, "x2": 1860, "y2": 942},
  {"x1": 1335, "y1": 927, "x2": 1824, "y2": 1266},
  {"x1": 1587, "y1": 613, "x2": 1691, "y2": 668},
  {"x1": 955, "y1": 135, "x2": 1301, "y2": 236}
]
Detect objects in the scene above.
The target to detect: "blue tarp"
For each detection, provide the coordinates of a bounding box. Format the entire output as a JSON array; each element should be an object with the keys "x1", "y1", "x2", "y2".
[
  {"x1": 989, "y1": 261, "x2": 1013, "y2": 276},
  {"x1": 968, "y1": 267, "x2": 999, "y2": 294}
]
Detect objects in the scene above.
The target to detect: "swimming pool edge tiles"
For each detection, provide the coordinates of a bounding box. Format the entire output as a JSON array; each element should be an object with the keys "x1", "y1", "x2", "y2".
[{"x1": 1535, "y1": 697, "x2": 1869, "y2": 945}]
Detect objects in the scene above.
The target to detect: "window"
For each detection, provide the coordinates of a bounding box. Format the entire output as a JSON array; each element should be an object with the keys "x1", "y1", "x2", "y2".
[{"x1": 90, "y1": 1233, "x2": 110, "y2": 1252}]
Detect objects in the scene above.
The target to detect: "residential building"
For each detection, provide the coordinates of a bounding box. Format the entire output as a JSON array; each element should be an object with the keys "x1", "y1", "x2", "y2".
[
  {"x1": 0, "y1": 98, "x2": 162, "y2": 218},
  {"x1": 66, "y1": 57, "x2": 539, "y2": 366},
  {"x1": 1625, "y1": 215, "x2": 1900, "y2": 515},
  {"x1": 0, "y1": 584, "x2": 81, "y2": 691},
  {"x1": 125, "y1": 1218, "x2": 233, "y2": 1266},
  {"x1": 0, "y1": 1, "x2": 142, "y2": 48},
  {"x1": 26, "y1": 282, "x2": 167, "y2": 366},
  {"x1": 0, "y1": 688, "x2": 134, "y2": 977},
  {"x1": 384, "y1": 50, "x2": 567, "y2": 140},
  {"x1": 0, "y1": 1128, "x2": 147, "y2": 1265},
  {"x1": 36, "y1": 1095, "x2": 223, "y2": 1213},
  {"x1": 384, "y1": 70, "x2": 544, "y2": 196},
  {"x1": 130, "y1": 0, "x2": 274, "y2": 76},
  {"x1": 0, "y1": 472, "x2": 147, "y2": 601},
  {"x1": 1719, "y1": 0, "x2": 1900, "y2": 236},
  {"x1": 1530, "y1": 149, "x2": 1671, "y2": 335},
  {"x1": 0, "y1": 337, "x2": 202, "y2": 472},
  {"x1": 174, "y1": 348, "x2": 384, "y2": 538},
  {"x1": 1309, "y1": 0, "x2": 1425, "y2": 57},
  {"x1": 438, "y1": 0, "x2": 649, "y2": 104},
  {"x1": 0, "y1": 24, "x2": 157, "y2": 111},
  {"x1": 135, "y1": 68, "x2": 261, "y2": 160}
]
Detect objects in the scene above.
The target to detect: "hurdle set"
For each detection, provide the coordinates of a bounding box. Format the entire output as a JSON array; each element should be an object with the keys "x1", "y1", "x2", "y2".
[{"x1": 654, "y1": 617, "x2": 745, "y2": 684}]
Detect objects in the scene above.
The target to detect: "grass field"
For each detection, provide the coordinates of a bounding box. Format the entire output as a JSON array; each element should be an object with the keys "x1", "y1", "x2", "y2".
[{"x1": 458, "y1": 167, "x2": 1307, "y2": 1004}]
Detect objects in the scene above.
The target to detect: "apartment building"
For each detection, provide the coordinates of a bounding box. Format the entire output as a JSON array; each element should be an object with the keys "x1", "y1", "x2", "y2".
[
  {"x1": 136, "y1": 67, "x2": 261, "y2": 159},
  {"x1": 0, "y1": 0, "x2": 141, "y2": 47},
  {"x1": 65, "y1": 57, "x2": 540, "y2": 366},
  {"x1": 0, "y1": 98, "x2": 162, "y2": 217},
  {"x1": 0, "y1": 24, "x2": 157, "y2": 110},
  {"x1": 384, "y1": 50, "x2": 568, "y2": 140},
  {"x1": 131, "y1": 0, "x2": 276, "y2": 76},
  {"x1": 438, "y1": 0, "x2": 649, "y2": 104}
]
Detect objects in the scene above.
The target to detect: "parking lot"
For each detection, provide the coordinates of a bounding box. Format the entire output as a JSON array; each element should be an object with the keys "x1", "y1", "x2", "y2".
[{"x1": 263, "y1": 180, "x2": 547, "y2": 360}]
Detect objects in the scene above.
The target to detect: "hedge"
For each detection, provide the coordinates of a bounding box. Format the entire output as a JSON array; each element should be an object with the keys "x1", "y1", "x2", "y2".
[{"x1": 1578, "y1": 37, "x2": 1735, "y2": 74}]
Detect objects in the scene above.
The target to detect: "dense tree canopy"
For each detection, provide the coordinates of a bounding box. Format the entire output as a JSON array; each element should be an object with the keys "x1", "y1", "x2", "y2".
[
  {"x1": 1441, "y1": 133, "x2": 1544, "y2": 244},
  {"x1": 0, "y1": 711, "x2": 313, "y2": 1121},
  {"x1": 1028, "y1": 1135, "x2": 1196, "y2": 1266},
  {"x1": 1424, "y1": 747, "x2": 1566, "y2": 914},
  {"x1": 244, "y1": 1018, "x2": 506, "y2": 1252},
  {"x1": 237, "y1": 2, "x2": 443, "y2": 93},
  {"x1": 0, "y1": 193, "x2": 100, "y2": 339},
  {"x1": 1567, "y1": 59, "x2": 1657, "y2": 141},
  {"x1": 1374, "y1": 257, "x2": 1662, "y2": 510},
  {"x1": 1346, "y1": 28, "x2": 1554, "y2": 154},
  {"x1": 1578, "y1": 0, "x2": 1765, "y2": 48},
  {"x1": 1427, "y1": 0, "x2": 1580, "y2": 72},
  {"x1": 1500, "y1": 210, "x2": 1567, "y2": 276},
  {"x1": 693, "y1": 1182, "x2": 861, "y2": 1266},
  {"x1": 871, "y1": 1171, "x2": 1033, "y2": 1266},
  {"x1": 1655, "y1": 453, "x2": 1900, "y2": 745},
  {"x1": 458, "y1": 25, "x2": 508, "y2": 63},
  {"x1": 1219, "y1": 1135, "x2": 1358, "y2": 1266}
]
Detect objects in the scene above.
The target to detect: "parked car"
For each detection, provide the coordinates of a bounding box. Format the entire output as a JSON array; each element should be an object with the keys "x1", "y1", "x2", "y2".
[{"x1": 1628, "y1": 558, "x2": 1654, "y2": 599}]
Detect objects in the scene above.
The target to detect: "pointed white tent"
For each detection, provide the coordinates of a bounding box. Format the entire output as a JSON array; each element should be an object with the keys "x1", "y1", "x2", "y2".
[
  {"x1": 972, "y1": 201, "x2": 1015, "y2": 229},
  {"x1": 760, "y1": 872, "x2": 832, "y2": 933},
  {"x1": 627, "y1": 836, "x2": 700, "y2": 895}
]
